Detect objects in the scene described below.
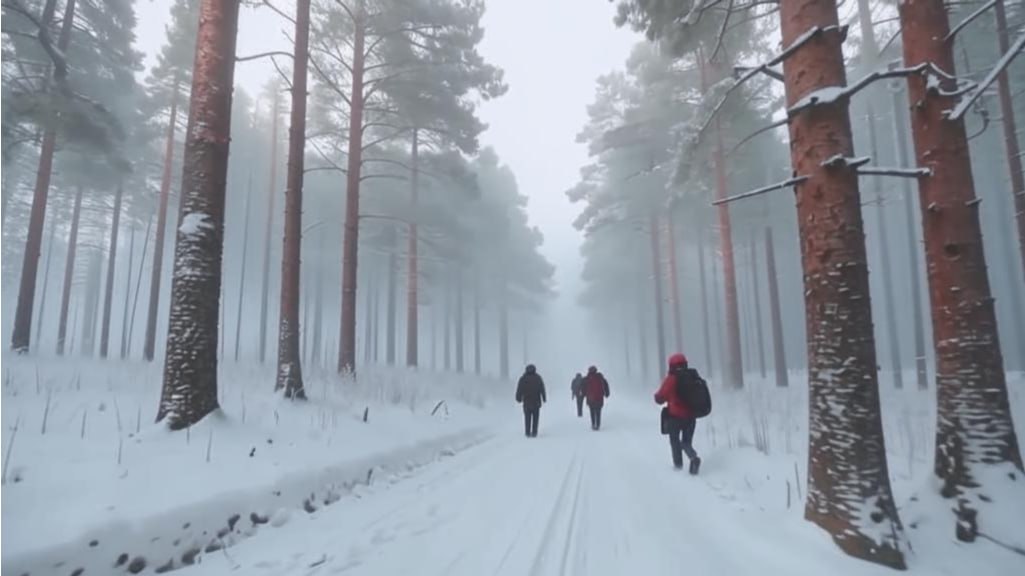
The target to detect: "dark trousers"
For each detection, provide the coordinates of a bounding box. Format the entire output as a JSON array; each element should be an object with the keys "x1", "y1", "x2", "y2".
[
  {"x1": 588, "y1": 404, "x2": 603, "y2": 430},
  {"x1": 667, "y1": 417, "x2": 698, "y2": 468},
  {"x1": 575, "y1": 395, "x2": 584, "y2": 417},
  {"x1": 524, "y1": 406, "x2": 540, "y2": 437}
]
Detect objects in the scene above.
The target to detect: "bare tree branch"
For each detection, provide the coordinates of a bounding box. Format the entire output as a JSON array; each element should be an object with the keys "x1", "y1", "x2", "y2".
[
  {"x1": 948, "y1": 31, "x2": 1025, "y2": 120},
  {"x1": 945, "y1": 0, "x2": 998, "y2": 41},
  {"x1": 236, "y1": 51, "x2": 294, "y2": 63},
  {"x1": 711, "y1": 176, "x2": 807, "y2": 206},
  {"x1": 856, "y1": 166, "x2": 932, "y2": 178}
]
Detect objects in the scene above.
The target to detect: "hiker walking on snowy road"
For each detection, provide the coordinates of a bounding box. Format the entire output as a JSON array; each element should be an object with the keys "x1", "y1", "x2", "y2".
[
  {"x1": 516, "y1": 364, "x2": 547, "y2": 437},
  {"x1": 655, "y1": 353, "x2": 710, "y2": 474},
  {"x1": 584, "y1": 366, "x2": 610, "y2": 430},
  {"x1": 571, "y1": 372, "x2": 585, "y2": 417}
]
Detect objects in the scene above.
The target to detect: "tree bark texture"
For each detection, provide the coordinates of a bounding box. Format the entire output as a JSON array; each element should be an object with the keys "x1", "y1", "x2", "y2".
[
  {"x1": 898, "y1": 0, "x2": 1024, "y2": 542},
  {"x1": 157, "y1": 0, "x2": 241, "y2": 429},
  {"x1": 779, "y1": 0, "x2": 905, "y2": 566}
]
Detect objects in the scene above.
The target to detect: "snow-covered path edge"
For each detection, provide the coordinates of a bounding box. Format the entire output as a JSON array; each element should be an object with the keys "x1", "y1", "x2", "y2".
[{"x1": 2, "y1": 426, "x2": 496, "y2": 576}]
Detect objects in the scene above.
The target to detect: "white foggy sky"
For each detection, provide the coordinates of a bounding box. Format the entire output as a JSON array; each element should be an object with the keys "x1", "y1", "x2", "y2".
[{"x1": 135, "y1": 0, "x2": 638, "y2": 377}]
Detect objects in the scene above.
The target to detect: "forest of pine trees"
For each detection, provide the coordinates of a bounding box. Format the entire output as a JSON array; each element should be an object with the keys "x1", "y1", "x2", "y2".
[{"x1": 2, "y1": 0, "x2": 1024, "y2": 570}]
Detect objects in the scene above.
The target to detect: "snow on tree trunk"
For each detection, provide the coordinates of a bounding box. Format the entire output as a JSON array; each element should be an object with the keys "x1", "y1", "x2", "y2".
[
  {"x1": 100, "y1": 182, "x2": 125, "y2": 358},
  {"x1": 57, "y1": 185, "x2": 84, "y2": 356},
  {"x1": 764, "y1": 227, "x2": 788, "y2": 387},
  {"x1": 993, "y1": 0, "x2": 1025, "y2": 285},
  {"x1": 338, "y1": 1, "x2": 366, "y2": 374},
  {"x1": 898, "y1": 0, "x2": 1025, "y2": 542},
  {"x1": 145, "y1": 76, "x2": 180, "y2": 362},
  {"x1": 11, "y1": 0, "x2": 77, "y2": 353},
  {"x1": 406, "y1": 128, "x2": 420, "y2": 368},
  {"x1": 889, "y1": 78, "x2": 930, "y2": 391},
  {"x1": 274, "y1": 0, "x2": 310, "y2": 399},
  {"x1": 650, "y1": 213, "x2": 667, "y2": 371},
  {"x1": 779, "y1": 0, "x2": 906, "y2": 567},
  {"x1": 261, "y1": 88, "x2": 281, "y2": 364},
  {"x1": 156, "y1": 0, "x2": 241, "y2": 429}
]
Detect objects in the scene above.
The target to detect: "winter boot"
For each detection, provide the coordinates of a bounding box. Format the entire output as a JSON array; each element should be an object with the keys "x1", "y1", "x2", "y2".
[{"x1": 688, "y1": 457, "x2": 701, "y2": 475}]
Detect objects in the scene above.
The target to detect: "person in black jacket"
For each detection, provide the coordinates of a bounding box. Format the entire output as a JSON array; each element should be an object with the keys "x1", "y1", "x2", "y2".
[
  {"x1": 516, "y1": 364, "x2": 547, "y2": 437},
  {"x1": 571, "y1": 372, "x2": 584, "y2": 417}
]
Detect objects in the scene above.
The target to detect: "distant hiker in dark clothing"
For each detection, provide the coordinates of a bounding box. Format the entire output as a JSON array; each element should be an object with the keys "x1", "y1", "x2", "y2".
[
  {"x1": 516, "y1": 364, "x2": 547, "y2": 437},
  {"x1": 584, "y1": 366, "x2": 610, "y2": 430},
  {"x1": 571, "y1": 373, "x2": 585, "y2": 417},
  {"x1": 655, "y1": 353, "x2": 707, "y2": 474}
]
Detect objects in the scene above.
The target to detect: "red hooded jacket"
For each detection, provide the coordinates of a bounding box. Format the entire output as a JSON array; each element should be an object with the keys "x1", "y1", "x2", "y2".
[{"x1": 655, "y1": 372, "x2": 693, "y2": 419}]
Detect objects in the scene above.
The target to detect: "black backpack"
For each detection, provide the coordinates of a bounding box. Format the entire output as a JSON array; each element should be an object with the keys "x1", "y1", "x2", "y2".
[{"x1": 674, "y1": 367, "x2": 712, "y2": 418}]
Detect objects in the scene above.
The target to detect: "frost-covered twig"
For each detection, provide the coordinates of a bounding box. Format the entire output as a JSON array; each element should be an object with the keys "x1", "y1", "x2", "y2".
[
  {"x1": 821, "y1": 155, "x2": 871, "y2": 169},
  {"x1": 2, "y1": 416, "x2": 20, "y2": 484},
  {"x1": 947, "y1": 32, "x2": 1025, "y2": 121},
  {"x1": 709, "y1": 0, "x2": 734, "y2": 62},
  {"x1": 945, "y1": 0, "x2": 998, "y2": 42},
  {"x1": 857, "y1": 166, "x2": 932, "y2": 178},
  {"x1": 730, "y1": 117, "x2": 789, "y2": 155},
  {"x1": 734, "y1": 65, "x2": 783, "y2": 82},
  {"x1": 711, "y1": 176, "x2": 807, "y2": 206},
  {"x1": 236, "y1": 51, "x2": 294, "y2": 63}
]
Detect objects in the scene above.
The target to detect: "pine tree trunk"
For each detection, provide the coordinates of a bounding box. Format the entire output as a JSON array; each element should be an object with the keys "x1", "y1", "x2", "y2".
[
  {"x1": 56, "y1": 185, "x2": 84, "y2": 355},
  {"x1": 371, "y1": 270, "x2": 379, "y2": 363},
  {"x1": 338, "y1": 1, "x2": 366, "y2": 374},
  {"x1": 650, "y1": 213, "x2": 667, "y2": 372},
  {"x1": 867, "y1": 110, "x2": 904, "y2": 388},
  {"x1": 898, "y1": 0, "x2": 1024, "y2": 541},
  {"x1": 666, "y1": 212, "x2": 684, "y2": 352},
  {"x1": 993, "y1": 0, "x2": 1025, "y2": 289},
  {"x1": 362, "y1": 267, "x2": 373, "y2": 364},
  {"x1": 145, "y1": 76, "x2": 180, "y2": 362},
  {"x1": 622, "y1": 306, "x2": 632, "y2": 376},
  {"x1": 455, "y1": 267, "x2": 464, "y2": 372},
  {"x1": 406, "y1": 129, "x2": 420, "y2": 367},
  {"x1": 443, "y1": 275, "x2": 452, "y2": 372},
  {"x1": 234, "y1": 175, "x2": 252, "y2": 362},
  {"x1": 636, "y1": 290, "x2": 650, "y2": 381},
  {"x1": 312, "y1": 227, "x2": 324, "y2": 366},
  {"x1": 386, "y1": 232, "x2": 397, "y2": 365},
  {"x1": 473, "y1": 278, "x2": 481, "y2": 375},
  {"x1": 750, "y1": 233, "x2": 766, "y2": 379},
  {"x1": 889, "y1": 72, "x2": 929, "y2": 390},
  {"x1": 765, "y1": 227, "x2": 788, "y2": 387},
  {"x1": 274, "y1": 0, "x2": 310, "y2": 399},
  {"x1": 11, "y1": 0, "x2": 77, "y2": 353},
  {"x1": 698, "y1": 231, "x2": 713, "y2": 377},
  {"x1": 119, "y1": 224, "x2": 135, "y2": 358},
  {"x1": 260, "y1": 89, "x2": 281, "y2": 364},
  {"x1": 499, "y1": 285, "x2": 509, "y2": 380},
  {"x1": 779, "y1": 0, "x2": 904, "y2": 566},
  {"x1": 100, "y1": 182, "x2": 124, "y2": 358},
  {"x1": 127, "y1": 216, "x2": 153, "y2": 357},
  {"x1": 81, "y1": 251, "x2": 102, "y2": 356},
  {"x1": 34, "y1": 214, "x2": 58, "y2": 351},
  {"x1": 157, "y1": 0, "x2": 241, "y2": 429}
]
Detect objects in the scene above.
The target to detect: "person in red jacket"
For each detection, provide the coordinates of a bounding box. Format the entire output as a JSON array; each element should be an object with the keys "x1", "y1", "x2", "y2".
[
  {"x1": 655, "y1": 353, "x2": 701, "y2": 474},
  {"x1": 584, "y1": 366, "x2": 610, "y2": 430}
]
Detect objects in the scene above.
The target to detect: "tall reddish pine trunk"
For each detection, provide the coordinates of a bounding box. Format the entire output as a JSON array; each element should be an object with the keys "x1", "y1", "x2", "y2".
[
  {"x1": 56, "y1": 186, "x2": 84, "y2": 355},
  {"x1": 898, "y1": 0, "x2": 1024, "y2": 542},
  {"x1": 779, "y1": 0, "x2": 905, "y2": 566},
  {"x1": 338, "y1": 2, "x2": 366, "y2": 374},
  {"x1": 750, "y1": 233, "x2": 766, "y2": 379},
  {"x1": 764, "y1": 227, "x2": 788, "y2": 387},
  {"x1": 406, "y1": 129, "x2": 420, "y2": 367},
  {"x1": 274, "y1": 0, "x2": 310, "y2": 399},
  {"x1": 666, "y1": 213, "x2": 684, "y2": 352},
  {"x1": 889, "y1": 72, "x2": 929, "y2": 390},
  {"x1": 145, "y1": 76, "x2": 180, "y2": 361},
  {"x1": 650, "y1": 214, "x2": 667, "y2": 370},
  {"x1": 697, "y1": 232, "x2": 713, "y2": 377},
  {"x1": 100, "y1": 182, "x2": 124, "y2": 358},
  {"x1": 234, "y1": 175, "x2": 252, "y2": 362},
  {"x1": 993, "y1": 0, "x2": 1025, "y2": 289},
  {"x1": 11, "y1": 0, "x2": 77, "y2": 353},
  {"x1": 157, "y1": 0, "x2": 241, "y2": 429},
  {"x1": 261, "y1": 88, "x2": 281, "y2": 364}
]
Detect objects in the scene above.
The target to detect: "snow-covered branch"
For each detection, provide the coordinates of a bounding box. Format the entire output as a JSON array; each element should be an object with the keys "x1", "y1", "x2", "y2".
[
  {"x1": 947, "y1": 32, "x2": 1025, "y2": 121},
  {"x1": 821, "y1": 155, "x2": 871, "y2": 169},
  {"x1": 236, "y1": 51, "x2": 294, "y2": 63},
  {"x1": 711, "y1": 176, "x2": 807, "y2": 206},
  {"x1": 945, "y1": 0, "x2": 998, "y2": 42},
  {"x1": 856, "y1": 166, "x2": 932, "y2": 178}
]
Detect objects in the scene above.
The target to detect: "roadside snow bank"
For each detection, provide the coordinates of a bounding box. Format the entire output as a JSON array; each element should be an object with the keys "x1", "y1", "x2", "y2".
[{"x1": 1, "y1": 356, "x2": 505, "y2": 575}]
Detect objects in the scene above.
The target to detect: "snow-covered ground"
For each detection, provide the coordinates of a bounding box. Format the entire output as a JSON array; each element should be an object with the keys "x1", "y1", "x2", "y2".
[{"x1": 2, "y1": 359, "x2": 1023, "y2": 575}]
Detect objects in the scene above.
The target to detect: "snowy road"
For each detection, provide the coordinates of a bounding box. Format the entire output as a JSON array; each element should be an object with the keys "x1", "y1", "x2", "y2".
[{"x1": 180, "y1": 398, "x2": 891, "y2": 576}]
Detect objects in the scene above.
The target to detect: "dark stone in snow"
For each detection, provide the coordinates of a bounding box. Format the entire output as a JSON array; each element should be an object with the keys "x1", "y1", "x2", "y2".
[
  {"x1": 115, "y1": 553, "x2": 129, "y2": 567},
  {"x1": 250, "y1": 512, "x2": 269, "y2": 525},
  {"x1": 227, "y1": 514, "x2": 240, "y2": 531},
  {"x1": 88, "y1": 540, "x2": 98, "y2": 547},
  {"x1": 154, "y1": 558, "x2": 175, "y2": 573},
  {"x1": 216, "y1": 527, "x2": 230, "y2": 539},
  {"x1": 182, "y1": 522, "x2": 191, "y2": 530},
  {"x1": 204, "y1": 540, "x2": 223, "y2": 554},
  {"x1": 181, "y1": 547, "x2": 201, "y2": 565},
  {"x1": 303, "y1": 498, "x2": 317, "y2": 514},
  {"x1": 127, "y1": 556, "x2": 146, "y2": 574},
  {"x1": 70, "y1": 568, "x2": 84, "y2": 576}
]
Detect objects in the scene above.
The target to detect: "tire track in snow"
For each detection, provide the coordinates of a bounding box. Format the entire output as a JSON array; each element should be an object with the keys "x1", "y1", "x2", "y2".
[
  {"x1": 558, "y1": 452, "x2": 586, "y2": 576},
  {"x1": 526, "y1": 449, "x2": 581, "y2": 576}
]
